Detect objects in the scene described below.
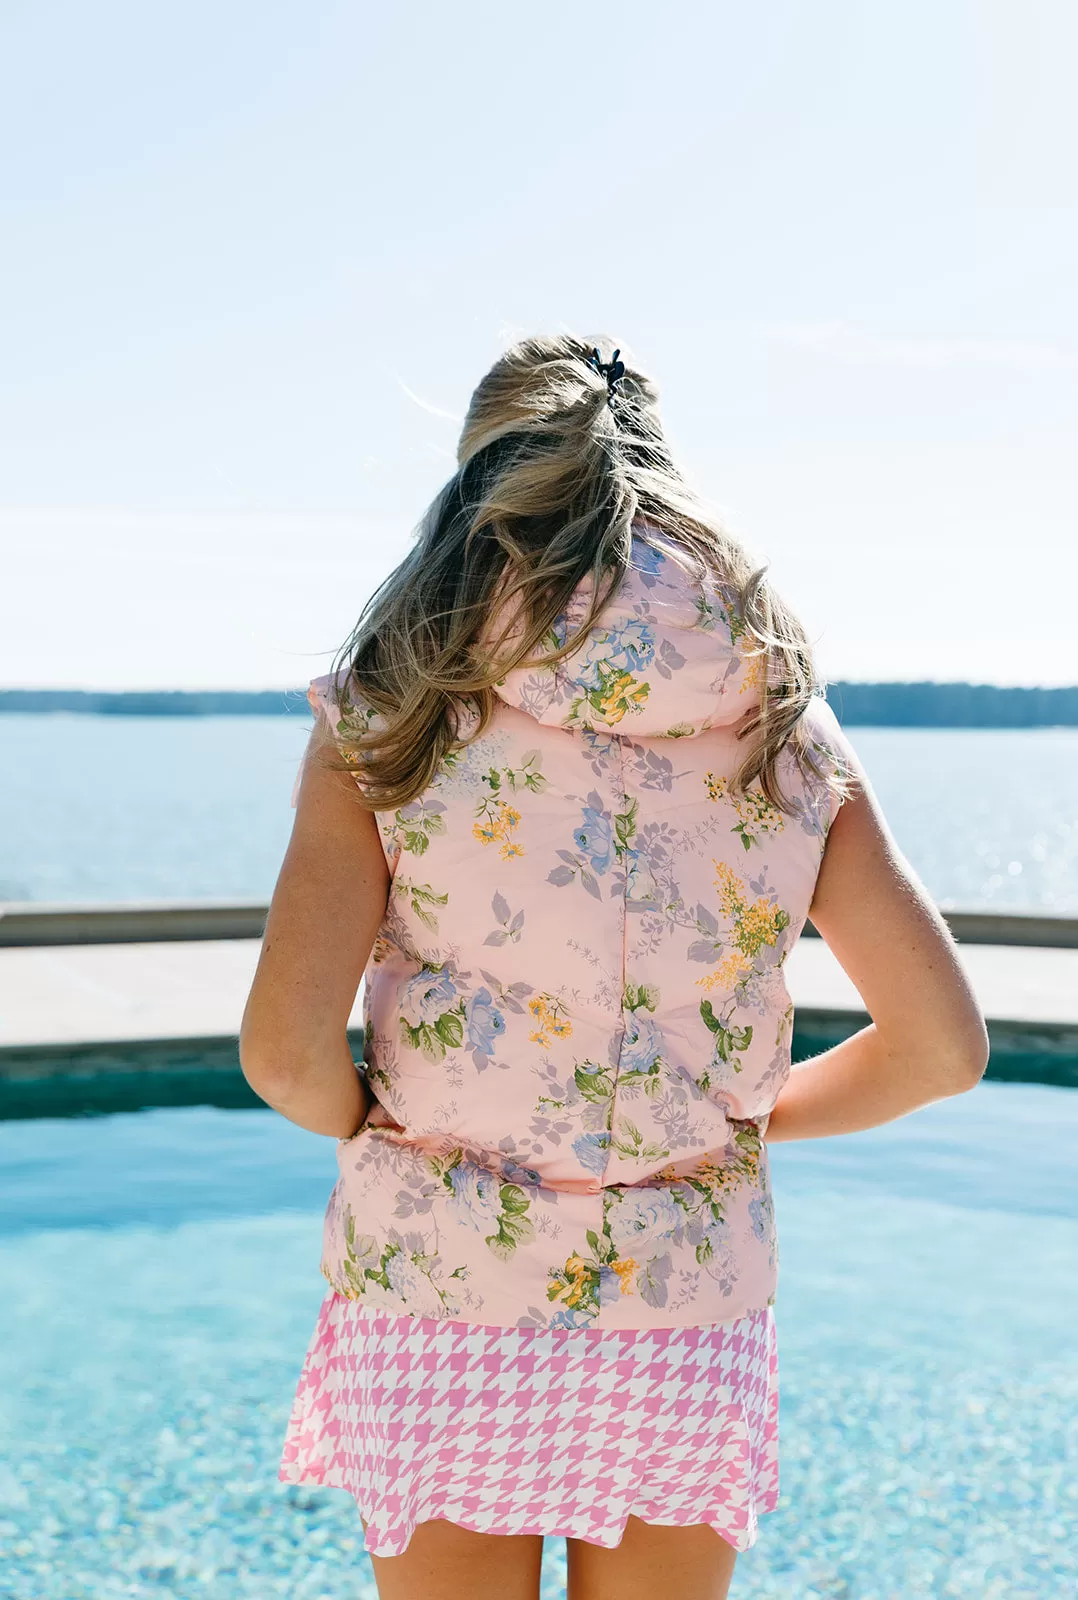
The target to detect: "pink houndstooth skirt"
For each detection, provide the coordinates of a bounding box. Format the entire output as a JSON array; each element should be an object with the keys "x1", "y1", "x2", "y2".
[{"x1": 279, "y1": 1290, "x2": 780, "y2": 1556}]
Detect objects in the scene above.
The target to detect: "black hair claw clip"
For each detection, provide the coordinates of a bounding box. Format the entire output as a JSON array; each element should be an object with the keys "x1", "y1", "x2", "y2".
[{"x1": 586, "y1": 345, "x2": 627, "y2": 401}]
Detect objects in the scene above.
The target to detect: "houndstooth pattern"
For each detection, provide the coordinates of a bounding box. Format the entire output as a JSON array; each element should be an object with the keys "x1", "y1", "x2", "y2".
[{"x1": 279, "y1": 1290, "x2": 780, "y2": 1557}]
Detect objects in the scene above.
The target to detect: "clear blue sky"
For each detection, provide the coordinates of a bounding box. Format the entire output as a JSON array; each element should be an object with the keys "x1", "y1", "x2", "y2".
[{"x1": 2, "y1": 1, "x2": 1075, "y2": 689}]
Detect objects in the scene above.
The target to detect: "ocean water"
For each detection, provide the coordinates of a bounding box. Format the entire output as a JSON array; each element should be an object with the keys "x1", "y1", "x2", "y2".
[
  {"x1": 1, "y1": 714, "x2": 1077, "y2": 911},
  {"x1": 0, "y1": 1081, "x2": 1074, "y2": 1598}
]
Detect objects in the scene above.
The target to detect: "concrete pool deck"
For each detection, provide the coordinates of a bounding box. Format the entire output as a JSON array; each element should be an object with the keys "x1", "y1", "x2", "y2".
[
  {"x1": 0, "y1": 900, "x2": 1075, "y2": 1112},
  {"x1": 1, "y1": 918, "x2": 1076, "y2": 1101},
  {"x1": 1, "y1": 932, "x2": 1077, "y2": 1051}
]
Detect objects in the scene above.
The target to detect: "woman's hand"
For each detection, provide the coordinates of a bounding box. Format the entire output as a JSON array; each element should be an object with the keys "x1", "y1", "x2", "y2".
[
  {"x1": 239, "y1": 712, "x2": 390, "y2": 1138},
  {"x1": 765, "y1": 749, "x2": 989, "y2": 1143}
]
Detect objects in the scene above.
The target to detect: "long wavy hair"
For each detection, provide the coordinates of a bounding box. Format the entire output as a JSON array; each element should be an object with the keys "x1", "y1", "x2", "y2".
[{"x1": 323, "y1": 333, "x2": 848, "y2": 813}]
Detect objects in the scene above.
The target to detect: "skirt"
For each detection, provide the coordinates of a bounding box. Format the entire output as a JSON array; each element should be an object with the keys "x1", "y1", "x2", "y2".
[{"x1": 279, "y1": 1290, "x2": 780, "y2": 1558}]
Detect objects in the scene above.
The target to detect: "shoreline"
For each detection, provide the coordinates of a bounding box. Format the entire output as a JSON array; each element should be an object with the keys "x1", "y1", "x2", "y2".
[{"x1": 3, "y1": 681, "x2": 1078, "y2": 727}]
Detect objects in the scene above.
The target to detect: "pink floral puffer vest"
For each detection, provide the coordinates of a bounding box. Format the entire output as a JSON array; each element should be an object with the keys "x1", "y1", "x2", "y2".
[{"x1": 302, "y1": 520, "x2": 848, "y2": 1330}]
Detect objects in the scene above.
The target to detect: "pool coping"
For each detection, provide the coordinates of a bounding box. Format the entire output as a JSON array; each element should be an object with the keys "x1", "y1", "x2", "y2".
[{"x1": 1, "y1": 1011, "x2": 1074, "y2": 1122}]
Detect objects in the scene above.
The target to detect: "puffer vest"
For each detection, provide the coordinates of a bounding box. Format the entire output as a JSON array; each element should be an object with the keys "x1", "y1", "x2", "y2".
[{"x1": 304, "y1": 520, "x2": 847, "y2": 1330}]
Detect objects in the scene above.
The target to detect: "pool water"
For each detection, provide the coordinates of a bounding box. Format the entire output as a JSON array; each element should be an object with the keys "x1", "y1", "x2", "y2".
[{"x1": 1, "y1": 1082, "x2": 1075, "y2": 1599}]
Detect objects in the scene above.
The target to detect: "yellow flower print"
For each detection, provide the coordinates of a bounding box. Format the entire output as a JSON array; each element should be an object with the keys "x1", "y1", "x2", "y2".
[
  {"x1": 736, "y1": 901, "x2": 783, "y2": 960},
  {"x1": 611, "y1": 1257, "x2": 637, "y2": 1294},
  {"x1": 704, "y1": 772, "x2": 785, "y2": 850},
  {"x1": 698, "y1": 950, "x2": 750, "y2": 994},
  {"x1": 655, "y1": 1128, "x2": 761, "y2": 1197},
  {"x1": 697, "y1": 860, "x2": 790, "y2": 993},
  {"x1": 528, "y1": 993, "x2": 573, "y2": 1047},
  {"x1": 739, "y1": 649, "x2": 765, "y2": 695},
  {"x1": 472, "y1": 798, "x2": 524, "y2": 859},
  {"x1": 718, "y1": 589, "x2": 747, "y2": 645},
  {"x1": 713, "y1": 860, "x2": 746, "y2": 920},
  {"x1": 551, "y1": 1252, "x2": 591, "y2": 1308},
  {"x1": 597, "y1": 670, "x2": 650, "y2": 725}
]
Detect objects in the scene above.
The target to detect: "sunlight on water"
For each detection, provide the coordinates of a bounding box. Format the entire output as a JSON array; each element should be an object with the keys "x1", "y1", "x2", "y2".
[{"x1": 1, "y1": 715, "x2": 1077, "y2": 911}]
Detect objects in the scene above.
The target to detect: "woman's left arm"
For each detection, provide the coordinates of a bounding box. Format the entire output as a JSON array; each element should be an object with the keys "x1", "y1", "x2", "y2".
[{"x1": 239, "y1": 713, "x2": 390, "y2": 1137}]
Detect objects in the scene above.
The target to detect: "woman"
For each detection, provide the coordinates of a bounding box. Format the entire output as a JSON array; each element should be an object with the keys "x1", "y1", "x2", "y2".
[{"x1": 240, "y1": 335, "x2": 988, "y2": 1600}]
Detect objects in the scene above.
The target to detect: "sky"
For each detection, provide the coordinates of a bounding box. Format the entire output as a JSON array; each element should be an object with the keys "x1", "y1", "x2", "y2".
[{"x1": 2, "y1": 0, "x2": 1075, "y2": 690}]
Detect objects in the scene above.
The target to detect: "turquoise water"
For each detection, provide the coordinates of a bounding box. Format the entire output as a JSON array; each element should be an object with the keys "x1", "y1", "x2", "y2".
[
  {"x1": 1, "y1": 715, "x2": 1077, "y2": 911},
  {"x1": 1, "y1": 1081, "x2": 1075, "y2": 1598}
]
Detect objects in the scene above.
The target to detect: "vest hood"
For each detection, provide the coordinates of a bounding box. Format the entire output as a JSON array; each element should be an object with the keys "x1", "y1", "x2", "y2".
[{"x1": 490, "y1": 520, "x2": 764, "y2": 738}]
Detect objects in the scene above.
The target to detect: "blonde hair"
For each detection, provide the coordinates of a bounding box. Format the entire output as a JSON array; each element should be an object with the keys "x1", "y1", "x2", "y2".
[{"x1": 325, "y1": 333, "x2": 848, "y2": 813}]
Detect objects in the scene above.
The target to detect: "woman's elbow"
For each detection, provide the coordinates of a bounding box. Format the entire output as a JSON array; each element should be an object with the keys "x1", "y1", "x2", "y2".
[
  {"x1": 238, "y1": 1020, "x2": 307, "y2": 1104},
  {"x1": 935, "y1": 1018, "x2": 991, "y2": 1095}
]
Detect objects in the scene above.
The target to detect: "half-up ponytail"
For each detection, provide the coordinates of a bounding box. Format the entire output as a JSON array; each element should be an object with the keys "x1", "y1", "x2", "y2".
[{"x1": 324, "y1": 333, "x2": 846, "y2": 814}]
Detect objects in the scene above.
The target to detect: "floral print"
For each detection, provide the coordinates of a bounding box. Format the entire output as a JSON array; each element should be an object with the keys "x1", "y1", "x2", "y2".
[
  {"x1": 434, "y1": 1148, "x2": 536, "y2": 1261},
  {"x1": 471, "y1": 750, "x2": 546, "y2": 857},
  {"x1": 302, "y1": 518, "x2": 853, "y2": 1330},
  {"x1": 705, "y1": 772, "x2": 786, "y2": 850},
  {"x1": 567, "y1": 620, "x2": 656, "y2": 727}
]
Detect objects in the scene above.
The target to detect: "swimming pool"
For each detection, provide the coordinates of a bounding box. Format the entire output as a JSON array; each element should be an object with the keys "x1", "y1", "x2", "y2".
[{"x1": 1, "y1": 1081, "x2": 1074, "y2": 1598}]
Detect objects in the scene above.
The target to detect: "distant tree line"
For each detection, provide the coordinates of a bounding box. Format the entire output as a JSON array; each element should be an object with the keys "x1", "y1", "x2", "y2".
[
  {"x1": 1, "y1": 682, "x2": 1077, "y2": 727},
  {"x1": 823, "y1": 682, "x2": 1078, "y2": 728},
  {"x1": 0, "y1": 689, "x2": 308, "y2": 716}
]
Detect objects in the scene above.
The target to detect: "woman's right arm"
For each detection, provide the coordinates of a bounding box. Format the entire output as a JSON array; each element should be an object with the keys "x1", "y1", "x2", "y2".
[{"x1": 765, "y1": 752, "x2": 989, "y2": 1143}]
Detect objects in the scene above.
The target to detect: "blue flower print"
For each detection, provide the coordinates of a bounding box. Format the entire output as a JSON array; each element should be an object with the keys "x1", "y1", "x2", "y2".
[
  {"x1": 465, "y1": 987, "x2": 506, "y2": 1057},
  {"x1": 598, "y1": 1265, "x2": 624, "y2": 1307},
  {"x1": 621, "y1": 1012, "x2": 664, "y2": 1078},
  {"x1": 631, "y1": 540, "x2": 666, "y2": 580},
  {"x1": 574, "y1": 621, "x2": 652, "y2": 689},
  {"x1": 607, "y1": 1189, "x2": 681, "y2": 1253},
  {"x1": 501, "y1": 1155, "x2": 542, "y2": 1188},
  {"x1": 447, "y1": 1162, "x2": 503, "y2": 1231},
  {"x1": 573, "y1": 639, "x2": 606, "y2": 693},
  {"x1": 606, "y1": 619, "x2": 655, "y2": 675},
  {"x1": 549, "y1": 1307, "x2": 593, "y2": 1330},
  {"x1": 748, "y1": 1193, "x2": 774, "y2": 1243},
  {"x1": 575, "y1": 1058, "x2": 604, "y2": 1078},
  {"x1": 572, "y1": 1130, "x2": 611, "y2": 1174},
  {"x1": 574, "y1": 804, "x2": 614, "y2": 875},
  {"x1": 399, "y1": 966, "x2": 458, "y2": 1028}
]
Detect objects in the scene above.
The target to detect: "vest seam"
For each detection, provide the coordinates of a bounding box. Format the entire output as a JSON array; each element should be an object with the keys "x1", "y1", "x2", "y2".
[{"x1": 597, "y1": 733, "x2": 632, "y2": 1193}]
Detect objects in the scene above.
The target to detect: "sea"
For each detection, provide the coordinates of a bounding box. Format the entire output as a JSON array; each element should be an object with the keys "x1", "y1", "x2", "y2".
[{"x1": 1, "y1": 714, "x2": 1077, "y2": 911}]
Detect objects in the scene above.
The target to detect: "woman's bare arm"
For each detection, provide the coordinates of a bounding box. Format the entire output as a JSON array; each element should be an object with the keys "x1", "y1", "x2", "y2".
[
  {"x1": 239, "y1": 714, "x2": 390, "y2": 1138},
  {"x1": 765, "y1": 753, "x2": 989, "y2": 1142}
]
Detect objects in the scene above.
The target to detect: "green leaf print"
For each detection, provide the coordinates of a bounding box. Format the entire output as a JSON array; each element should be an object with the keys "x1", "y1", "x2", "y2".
[
  {"x1": 567, "y1": 662, "x2": 651, "y2": 729},
  {"x1": 395, "y1": 880, "x2": 450, "y2": 931},
  {"x1": 500, "y1": 1182, "x2": 531, "y2": 1216},
  {"x1": 434, "y1": 1011, "x2": 464, "y2": 1049},
  {"x1": 699, "y1": 999, "x2": 723, "y2": 1035},
  {"x1": 337, "y1": 1212, "x2": 381, "y2": 1299},
  {"x1": 613, "y1": 795, "x2": 638, "y2": 861},
  {"x1": 394, "y1": 809, "x2": 447, "y2": 856},
  {"x1": 714, "y1": 1022, "x2": 753, "y2": 1063},
  {"x1": 610, "y1": 1117, "x2": 670, "y2": 1163},
  {"x1": 698, "y1": 1001, "x2": 753, "y2": 1073},
  {"x1": 399, "y1": 1001, "x2": 467, "y2": 1061},
  {"x1": 512, "y1": 750, "x2": 547, "y2": 793},
  {"x1": 574, "y1": 1060, "x2": 614, "y2": 1102},
  {"x1": 623, "y1": 981, "x2": 659, "y2": 1013},
  {"x1": 485, "y1": 1184, "x2": 536, "y2": 1262}
]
